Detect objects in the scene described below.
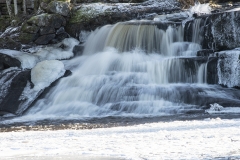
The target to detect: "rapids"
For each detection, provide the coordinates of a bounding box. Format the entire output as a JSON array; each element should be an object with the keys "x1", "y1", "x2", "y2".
[{"x1": 18, "y1": 20, "x2": 240, "y2": 122}]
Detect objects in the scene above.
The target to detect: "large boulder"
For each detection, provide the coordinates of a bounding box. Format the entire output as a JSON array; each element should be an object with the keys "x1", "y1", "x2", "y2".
[
  {"x1": 34, "y1": 34, "x2": 56, "y2": 45},
  {"x1": 19, "y1": 13, "x2": 67, "y2": 45},
  {"x1": 0, "y1": 69, "x2": 72, "y2": 116},
  {"x1": 0, "y1": 53, "x2": 22, "y2": 69},
  {"x1": 26, "y1": 13, "x2": 66, "y2": 28},
  {"x1": 0, "y1": 70, "x2": 31, "y2": 115},
  {"x1": 46, "y1": 1, "x2": 71, "y2": 17}
]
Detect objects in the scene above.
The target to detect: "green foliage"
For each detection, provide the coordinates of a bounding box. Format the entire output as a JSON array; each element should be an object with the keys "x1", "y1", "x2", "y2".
[{"x1": 0, "y1": 17, "x2": 11, "y2": 32}]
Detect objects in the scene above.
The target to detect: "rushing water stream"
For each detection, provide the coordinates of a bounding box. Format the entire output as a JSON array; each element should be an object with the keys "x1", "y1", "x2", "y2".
[
  {"x1": 1, "y1": 5, "x2": 240, "y2": 128},
  {"x1": 8, "y1": 20, "x2": 237, "y2": 125}
]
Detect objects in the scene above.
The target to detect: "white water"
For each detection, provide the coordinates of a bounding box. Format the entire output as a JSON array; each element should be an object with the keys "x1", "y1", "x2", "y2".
[
  {"x1": 26, "y1": 49, "x2": 203, "y2": 119},
  {"x1": 83, "y1": 22, "x2": 201, "y2": 55},
  {"x1": 14, "y1": 22, "x2": 239, "y2": 121}
]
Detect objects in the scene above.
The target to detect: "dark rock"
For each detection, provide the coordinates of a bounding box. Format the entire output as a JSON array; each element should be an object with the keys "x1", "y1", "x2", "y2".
[
  {"x1": 56, "y1": 32, "x2": 69, "y2": 41},
  {"x1": 21, "y1": 23, "x2": 40, "y2": 34},
  {"x1": 27, "y1": 13, "x2": 66, "y2": 28},
  {"x1": 0, "y1": 37, "x2": 22, "y2": 50},
  {"x1": 35, "y1": 34, "x2": 56, "y2": 45},
  {"x1": 18, "y1": 32, "x2": 39, "y2": 44},
  {"x1": 49, "y1": 15, "x2": 66, "y2": 29},
  {"x1": 197, "y1": 49, "x2": 214, "y2": 57},
  {"x1": 73, "y1": 44, "x2": 84, "y2": 56},
  {"x1": 0, "y1": 68, "x2": 72, "y2": 116},
  {"x1": 186, "y1": 11, "x2": 240, "y2": 51},
  {"x1": 56, "y1": 27, "x2": 65, "y2": 35},
  {"x1": 49, "y1": 38, "x2": 60, "y2": 44},
  {"x1": 0, "y1": 70, "x2": 31, "y2": 114},
  {"x1": 0, "y1": 53, "x2": 22, "y2": 69},
  {"x1": 39, "y1": 26, "x2": 55, "y2": 35},
  {"x1": 206, "y1": 57, "x2": 218, "y2": 84}
]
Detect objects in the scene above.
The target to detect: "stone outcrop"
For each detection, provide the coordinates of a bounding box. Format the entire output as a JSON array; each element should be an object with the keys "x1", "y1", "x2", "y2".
[
  {"x1": 19, "y1": 13, "x2": 68, "y2": 45},
  {"x1": 0, "y1": 70, "x2": 31, "y2": 115},
  {"x1": 66, "y1": 0, "x2": 181, "y2": 38},
  {"x1": 45, "y1": 1, "x2": 71, "y2": 16},
  {"x1": 185, "y1": 10, "x2": 240, "y2": 52},
  {"x1": 0, "y1": 53, "x2": 22, "y2": 69},
  {"x1": 0, "y1": 60, "x2": 72, "y2": 116}
]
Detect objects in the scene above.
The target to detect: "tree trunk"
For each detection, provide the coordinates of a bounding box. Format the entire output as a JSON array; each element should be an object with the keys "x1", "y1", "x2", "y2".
[
  {"x1": 13, "y1": 0, "x2": 18, "y2": 15},
  {"x1": 23, "y1": 0, "x2": 26, "y2": 14},
  {"x1": 6, "y1": 0, "x2": 12, "y2": 18},
  {"x1": 34, "y1": 0, "x2": 38, "y2": 12}
]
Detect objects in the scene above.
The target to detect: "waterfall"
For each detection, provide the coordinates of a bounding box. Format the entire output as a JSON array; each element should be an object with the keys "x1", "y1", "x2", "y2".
[
  {"x1": 83, "y1": 21, "x2": 201, "y2": 56},
  {"x1": 191, "y1": 19, "x2": 203, "y2": 44},
  {"x1": 18, "y1": 17, "x2": 240, "y2": 121},
  {"x1": 197, "y1": 63, "x2": 207, "y2": 83}
]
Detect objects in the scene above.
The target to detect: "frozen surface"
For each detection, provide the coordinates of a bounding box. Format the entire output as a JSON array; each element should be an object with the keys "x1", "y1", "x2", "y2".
[
  {"x1": 154, "y1": 3, "x2": 212, "y2": 22},
  {"x1": 217, "y1": 49, "x2": 240, "y2": 87},
  {"x1": 0, "y1": 38, "x2": 79, "y2": 69},
  {"x1": 206, "y1": 103, "x2": 240, "y2": 114},
  {"x1": 1, "y1": 118, "x2": 240, "y2": 160},
  {"x1": 226, "y1": 7, "x2": 240, "y2": 12},
  {"x1": 188, "y1": 3, "x2": 211, "y2": 16},
  {"x1": 34, "y1": 38, "x2": 79, "y2": 60},
  {"x1": 31, "y1": 60, "x2": 65, "y2": 90},
  {"x1": 0, "y1": 49, "x2": 38, "y2": 69},
  {"x1": 76, "y1": 0, "x2": 180, "y2": 20}
]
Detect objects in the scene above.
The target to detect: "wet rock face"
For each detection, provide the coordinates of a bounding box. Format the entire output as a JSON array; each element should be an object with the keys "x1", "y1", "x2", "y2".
[
  {"x1": 0, "y1": 70, "x2": 31, "y2": 114},
  {"x1": 209, "y1": 11, "x2": 240, "y2": 51},
  {"x1": 197, "y1": 49, "x2": 214, "y2": 57},
  {"x1": 0, "y1": 67, "x2": 72, "y2": 116},
  {"x1": 185, "y1": 11, "x2": 240, "y2": 51},
  {"x1": 216, "y1": 49, "x2": 240, "y2": 88}
]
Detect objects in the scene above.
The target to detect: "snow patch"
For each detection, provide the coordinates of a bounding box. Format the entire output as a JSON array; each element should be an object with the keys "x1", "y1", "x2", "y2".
[
  {"x1": 153, "y1": 3, "x2": 211, "y2": 23},
  {"x1": 217, "y1": 49, "x2": 240, "y2": 87},
  {"x1": 31, "y1": 60, "x2": 65, "y2": 90},
  {"x1": 34, "y1": 38, "x2": 79, "y2": 60},
  {"x1": 76, "y1": 0, "x2": 180, "y2": 20},
  {"x1": 0, "y1": 38, "x2": 79, "y2": 69},
  {"x1": 0, "y1": 119, "x2": 240, "y2": 159},
  {"x1": 206, "y1": 103, "x2": 224, "y2": 112},
  {"x1": 188, "y1": 3, "x2": 212, "y2": 16},
  {"x1": 206, "y1": 103, "x2": 240, "y2": 114}
]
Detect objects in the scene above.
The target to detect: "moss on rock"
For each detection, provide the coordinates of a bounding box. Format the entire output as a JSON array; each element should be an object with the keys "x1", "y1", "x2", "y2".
[
  {"x1": 18, "y1": 32, "x2": 38, "y2": 44},
  {"x1": 27, "y1": 13, "x2": 66, "y2": 28},
  {"x1": 21, "y1": 23, "x2": 40, "y2": 34}
]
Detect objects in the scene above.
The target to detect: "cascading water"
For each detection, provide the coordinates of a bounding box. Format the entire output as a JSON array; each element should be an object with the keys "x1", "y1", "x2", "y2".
[{"x1": 21, "y1": 13, "x2": 240, "y2": 121}]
